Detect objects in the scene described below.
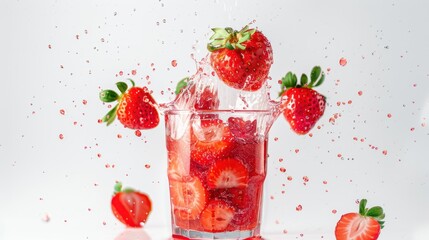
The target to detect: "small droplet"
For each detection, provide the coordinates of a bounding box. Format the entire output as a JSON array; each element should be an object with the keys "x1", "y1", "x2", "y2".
[
  {"x1": 358, "y1": 90, "x2": 363, "y2": 96},
  {"x1": 303, "y1": 176, "x2": 309, "y2": 182},
  {"x1": 171, "y1": 60, "x2": 177, "y2": 67},
  {"x1": 339, "y1": 57, "x2": 348, "y2": 66},
  {"x1": 410, "y1": 127, "x2": 415, "y2": 131},
  {"x1": 42, "y1": 214, "x2": 50, "y2": 222},
  {"x1": 117, "y1": 134, "x2": 122, "y2": 138},
  {"x1": 332, "y1": 209, "x2": 337, "y2": 214},
  {"x1": 296, "y1": 204, "x2": 303, "y2": 211},
  {"x1": 274, "y1": 137, "x2": 279, "y2": 141},
  {"x1": 387, "y1": 113, "x2": 392, "y2": 118},
  {"x1": 59, "y1": 134, "x2": 64, "y2": 140},
  {"x1": 279, "y1": 167, "x2": 286, "y2": 173},
  {"x1": 294, "y1": 149, "x2": 299, "y2": 153},
  {"x1": 131, "y1": 69, "x2": 137, "y2": 75},
  {"x1": 98, "y1": 119, "x2": 103, "y2": 124},
  {"x1": 82, "y1": 99, "x2": 87, "y2": 105},
  {"x1": 382, "y1": 150, "x2": 388, "y2": 155},
  {"x1": 60, "y1": 109, "x2": 65, "y2": 115},
  {"x1": 97, "y1": 153, "x2": 101, "y2": 158},
  {"x1": 135, "y1": 130, "x2": 142, "y2": 137},
  {"x1": 119, "y1": 71, "x2": 124, "y2": 76},
  {"x1": 48, "y1": 44, "x2": 52, "y2": 49},
  {"x1": 145, "y1": 164, "x2": 151, "y2": 169}
]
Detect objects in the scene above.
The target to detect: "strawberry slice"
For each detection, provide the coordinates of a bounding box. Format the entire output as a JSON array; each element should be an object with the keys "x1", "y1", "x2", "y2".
[
  {"x1": 335, "y1": 199, "x2": 385, "y2": 240},
  {"x1": 191, "y1": 119, "x2": 233, "y2": 166},
  {"x1": 169, "y1": 177, "x2": 207, "y2": 220},
  {"x1": 207, "y1": 158, "x2": 249, "y2": 189},
  {"x1": 200, "y1": 200, "x2": 235, "y2": 232}
]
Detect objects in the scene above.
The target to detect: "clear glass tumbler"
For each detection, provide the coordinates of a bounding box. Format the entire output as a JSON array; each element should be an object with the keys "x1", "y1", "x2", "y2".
[{"x1": 164, "y1": 110, "x2": 272, "y2": 239}]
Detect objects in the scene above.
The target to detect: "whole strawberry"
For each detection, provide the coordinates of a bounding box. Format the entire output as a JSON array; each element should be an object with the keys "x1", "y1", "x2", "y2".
[
  {"x1": 99, "y1": 79, "x2": 159, "y2": 129},
  {"x1": 111, "y1": 182, "x2": 152, "y2": 228},
  {"x1": 207, "y1": 25, "x2": 273, "y2": 91},
  {"x1": 335, "y1": 199, "x2": 385, "y2": 240},
  {"x1": 280, "y1": 66, "x2": 326, "y2": 135}
]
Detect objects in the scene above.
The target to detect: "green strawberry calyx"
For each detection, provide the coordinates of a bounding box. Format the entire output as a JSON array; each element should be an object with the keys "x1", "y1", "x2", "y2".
[
  {"x1": 99, "y1": 79, "x2": 135, "y2": 126},
  {"x1": 358, "y1": 199, "x2": 386, "y2": 229},
  {"x1": 113, "y1": 182, "x2": 137, "y2": 195},
  {"x1": 279, "y1": 66, "x2": 325, "y2": 96},
  {"x1": 175, "y1": 77, "x2": 190, "y2": 95},
  {"x1": 207, "y1": 25, "x2": 256, "y2": 52}
]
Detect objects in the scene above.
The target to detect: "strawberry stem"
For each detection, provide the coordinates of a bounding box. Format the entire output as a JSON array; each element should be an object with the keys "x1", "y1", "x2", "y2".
[
  {"x1": 358, "y1": 199, "x2": 385, "y2": 228},
  {"x1": 279, "y1": 66, "x2": 325, "y2": 96},
  {"x1": 114, "y1": 182, "x2": 123, "y2": 194},
  {"x1": 207, "y1": 25, "x2": 256, "y2": 52}
]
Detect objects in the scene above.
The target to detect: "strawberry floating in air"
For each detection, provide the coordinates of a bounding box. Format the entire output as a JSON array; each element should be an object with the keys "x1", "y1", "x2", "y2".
[
  {"x1": 111, "y1": 182, "x2": 152, "y2": 228},
  {"x1": 99, "y1": 79, "x2": 159, "y2": 129},
  {"x1": 280, "y1": 66, "x2": 326, "y2": 134},
  {"x1": 207, "y1": 25, "x2": 273, "y2": 91},
  {"x1": 335, "y1": 199, "x2": 385, "y2": 240}
]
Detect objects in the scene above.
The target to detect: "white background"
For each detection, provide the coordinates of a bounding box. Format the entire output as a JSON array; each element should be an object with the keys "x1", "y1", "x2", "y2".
[{"x1": 1, "y1": 0, "x2": 429, "y2": 239}]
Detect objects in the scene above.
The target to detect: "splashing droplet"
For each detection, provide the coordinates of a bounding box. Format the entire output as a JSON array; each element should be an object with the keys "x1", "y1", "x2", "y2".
[
  {"x1": 59, "y1": 134, "x2": 64, "y2": 140},
  {"x1": 296, "y1": 204, "x2": 303, "y2": 211},
  {"x1": 135, "y1": 130, "x2": 142, "y2": 137},
  {"x1": 171, "y1": 60, "x2": 178, "y2": 67},
  {"x1": 339, "y1": 57, "x2": 348, "y2": 66},
  {"x1": 60, "y1": 109, "x2": 65, "y2": 115}
]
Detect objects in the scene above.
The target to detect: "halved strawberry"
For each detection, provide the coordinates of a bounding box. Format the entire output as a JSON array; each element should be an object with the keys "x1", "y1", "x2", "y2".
[
  {"x1": 335, "y1": 199, "x2": 385, "y2": 240},
  {"x1": 167, "y1": 150, "x2": 189, "y2": 181},
  {"x1": 169, "y1": 177, "x2": 207, "y2": 220},
  {"x1": 190, "y1": 119, "x2": 233, "y2": 166},
  {"x1": 207, "y1": 158, "x2": 249, "y2": 189},
  {"x1": 200, "y1": 200, "x2": 235, "y2": 232}
]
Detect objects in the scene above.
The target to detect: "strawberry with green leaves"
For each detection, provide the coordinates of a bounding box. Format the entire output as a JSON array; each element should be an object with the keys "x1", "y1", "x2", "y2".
[
  {"x1": 99, "y1": 79, "x2": 159, "y2": 130},
  {"x1": 280, "y1": 66, "x2": 326, "y2": 135},
  {"x1": 208, "y1": 25, "x2": 273, "y2": 91},
  {"x1": 335, "y1": 199, "x2": 386, "y2": 240}
]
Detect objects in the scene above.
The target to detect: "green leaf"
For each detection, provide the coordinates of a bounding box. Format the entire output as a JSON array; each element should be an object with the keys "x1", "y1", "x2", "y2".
[
  {"x1": 300, "y1": 73, "x2": 308, "y2": 86},
  {"x1": 99, "y1": 90, "x2": 119, "y2": 102},
  {"x1": 175, "y1": 77, "x2": 189, "y2": 95},
  {"x1": 310, "y1": 66, "x2": 322, "y2": 82},
  {"x1": 237, "y1": 32, "x2": 251, "y2": 44},
  {"x1": 127, "y1": 78, "x2": 135, "y2": 87},
  {"x1": 116, "y1": 82, "x2": 128, "y2": 94},
  {"x1": 102, "y1": 105, "x2": 118, "y2": 126},
  {"x1": 367, "y1": 206, "x2": 384, "y2": 218},
  {"x1": 114, "y1": 182, "x2": 122, "y2": 194},
  {"x1": 225, "y1": 42, "x2": 234, "y2": 50},
  {"x1": 123, "y1": 187, "x2": 136, "y2": 193},
  {"x1": 235, "y1": 43, "x2": 246, "y2": 50},
  {"x1": 314, "y1": 72, "x2": 325, "y2": 87},
  {"x1": 292, "y1": 74, "x2": 298, "y2": 86},
  {"x1": 359, "y1": 199, "x2": 368, "y2": 215}
]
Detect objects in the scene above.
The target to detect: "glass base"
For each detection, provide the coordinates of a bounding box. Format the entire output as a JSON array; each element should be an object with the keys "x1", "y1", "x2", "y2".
[{"x1": 172, "y1": 226, "x2": 261, "y2": 240}]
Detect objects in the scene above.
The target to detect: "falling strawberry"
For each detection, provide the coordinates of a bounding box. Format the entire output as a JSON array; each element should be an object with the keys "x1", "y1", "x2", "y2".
[
  {"x1": 111, "y1": 182, "x2": 152, "y2": 228},
  {"x1": 99, "y1": 79, "x2": 159, "y2": 129},
  {"x1": 280, "y1": 66, "x2": 326, "y2": 134},
  {"x1": 207, "y1": 25, "x2": 273, "y2": 91},
  {"x1": 335, "y1": 199, "x2": 385, "y2": 240}
]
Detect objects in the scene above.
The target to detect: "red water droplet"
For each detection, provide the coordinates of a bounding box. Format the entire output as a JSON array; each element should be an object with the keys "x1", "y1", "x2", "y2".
[
  {"x1": 279, "y1": 167, "x2": 286, "y2": 173},
  {"x1": 131, "y1": 69, "x2": 137, "y2": 75},
  {"x1": 358, "y1": 91, "x2": 363, "y2": 96},
  {"x1": 88, "y1": 208, "x2": 92, "y2": 211},
  {"x1": 337, "y1": 153, "x2": 342, "y2": 158},
  {"x1": 332, "y1": 209, "x2": 337, "y2": 214},
  {"x1": 119, "y1": 71, "x2": 124, "y2": 76},
  {"x1": 274, "y1": 137, "x2": 279, "y2": 141},
  {"x1": 76, "y1": 35, "x2": 80, "y2": 40},
  {"x1": 42, "y1": 214, "x2": 50, "y2": 222},
  {"x1": 97, "y1": 119, "x2": 103, "y2": 124},
  {"x1": 348, "y1": 100, "x2": 352, "y2": 104},
  {"x1": 97, "y1": 153, "x2": 101, "y2": 158},
  {"x1": 102, "y1": 221, "x2": 107, "y2": 226},
  {"x1": 382, "y1": 150, "x2": 388, "y2": 155},
  {"x1": 145, "y1": 164, "x2": 151, "y2": 169},
  {"x1": 410, "y1": 127, "x2": 415, "y2": 131},
  {"x1": 303, "y1": 176, "x2": 309, "y2": 182},
  {"x1": 339, "y1": 57, "x2": 348, "y2": 66},
  {"x1": 278, "y1": 158, "x2": 284, "y2": 162},
  {"x1": 323, "y1": 180, "x2": 328, "y2": 184},
  {"x1": 283, "y1": 229, "x2": 288, "y2": 234},
  {"x1": 117, "y1": 134, "x2": 122, "y2": 138},
  {"x1": 296, "y1": 204, "x2": 303, "y2": 211},
  {"x1": 60, "y1": 109, "x2": 65, "y2": 115},
  {"x1": 287, "y1": 176, "x2": 293, "y2": 181},
  {"x1": 105, "y1": 164, "x2": 111, "y2": 168},
  {"x1": 48, "y1": 44, "x2": 52, "y2": 49},
  {"x1": 171, "y1": 60, "x2": 177, "y2": 67},
  {"x1": 294, "y1": 149, "x2": 299, "y2": 153},
  {"x1": 135, "y1": 130, "x2": 142, "y2": 137},
  {"x1": 82, "y1": 99, "x2": 87, "y2": 105},
  {"x1": 387, "y1": 113, "x2": 392, "y2": 118},
  {"x1": 59, "y1": 134, "x2": 64, "y2": 139}
]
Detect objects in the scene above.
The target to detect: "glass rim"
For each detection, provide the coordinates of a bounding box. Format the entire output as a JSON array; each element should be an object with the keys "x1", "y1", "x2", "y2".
[{"x1": 164, "y1": 109, "x2": 272, "y2": 115}]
